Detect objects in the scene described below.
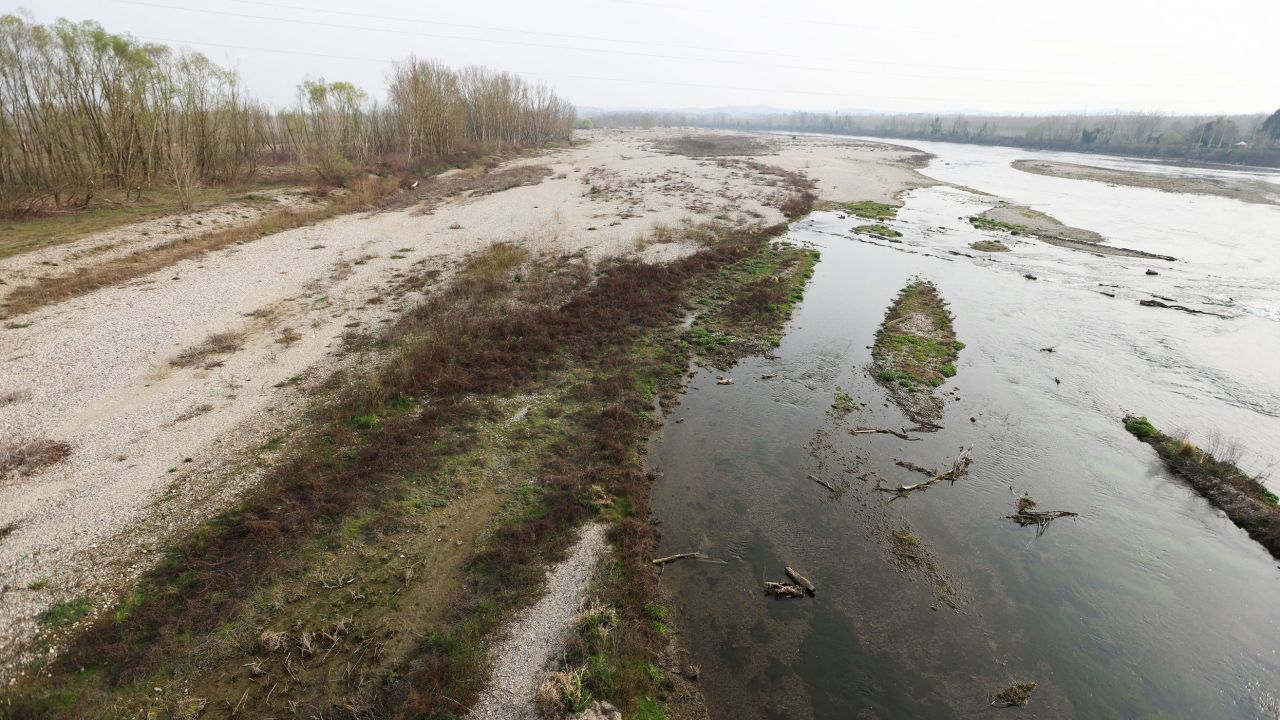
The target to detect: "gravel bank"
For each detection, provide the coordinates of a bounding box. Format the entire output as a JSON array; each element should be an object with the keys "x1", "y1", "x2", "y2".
[{"x1": 467, "y1": 523, "x2": 609, "y2": 720}]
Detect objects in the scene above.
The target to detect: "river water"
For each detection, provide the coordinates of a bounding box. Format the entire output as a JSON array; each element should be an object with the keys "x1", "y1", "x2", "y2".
[{"x1": 649, "y1": 140, "x2": 1280, "y2": 719}]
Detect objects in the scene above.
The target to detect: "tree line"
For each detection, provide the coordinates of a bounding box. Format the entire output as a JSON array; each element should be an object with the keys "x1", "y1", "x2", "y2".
[
  {"x1": 588, "y1": 109, "x2": 1280, "y2": 168},
  {"x1": 0, "y1": 13, "x2": 575, "y2": 217}
]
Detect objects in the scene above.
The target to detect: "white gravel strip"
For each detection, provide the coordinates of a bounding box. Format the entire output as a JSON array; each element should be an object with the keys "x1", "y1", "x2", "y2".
[{"x1": 467, "y1": 522, "x2": 609, "y2": 720}]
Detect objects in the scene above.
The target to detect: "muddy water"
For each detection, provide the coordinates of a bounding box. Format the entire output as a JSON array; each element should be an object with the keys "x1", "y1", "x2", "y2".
[{"x1": 650, "y1": 143, "x2": 1280, "y2": 719}]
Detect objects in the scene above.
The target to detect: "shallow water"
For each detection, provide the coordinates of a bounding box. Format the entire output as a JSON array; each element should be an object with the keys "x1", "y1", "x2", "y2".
[{"x1": 650, "y1": 141, "x2": 1280, "y2": 719}]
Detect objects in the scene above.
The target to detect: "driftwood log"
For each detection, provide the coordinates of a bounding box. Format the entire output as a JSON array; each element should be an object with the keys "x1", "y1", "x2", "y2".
[
  {"x1": 652, "y1": 552, "x2": 708, "y2": 566},
  {"x1": 784, "y1": 566, "x2": 816, "y2": 595},
  {"x1": 764, "y1": 581, "x2": 806, "y2": 598},
  {"x1": 851, "y1": 427, "x2": 920, "y2": 441},
  {"x1": 1138, "y1": 299, "x2": 1227, "y2": 318}
]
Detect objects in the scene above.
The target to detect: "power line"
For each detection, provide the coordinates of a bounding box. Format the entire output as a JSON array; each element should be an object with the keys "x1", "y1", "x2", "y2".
[{"x1": 113, "y1": 0, "x2": 1123, "y2": 89}]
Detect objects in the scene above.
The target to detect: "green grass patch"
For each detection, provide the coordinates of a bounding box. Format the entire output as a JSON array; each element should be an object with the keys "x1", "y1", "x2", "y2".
[
  {"x1": 837, "y1": 200, "x2": 897, "y2": 220},
  {"x1": 831, "y1": 386, "x2": 857, "y2": 414},
  {"x1": 686, "y1": 242, "x2": 818, "y2": 368},
  {"x1": 1123, "y1": 415, "x2": 1159, "y2": 439},
  {"x1": 855, "y1": 223, "x2": 902, "y2": 238},
  {"x1": 969, "y1": 215, "x2": 1026, "y2": 234},
  {"x1": 38, "y1": 597, "x2": 91, "y2": 628},
  {"x1": 970, "y1": 239, "x2": 1011, "y2": 252}
]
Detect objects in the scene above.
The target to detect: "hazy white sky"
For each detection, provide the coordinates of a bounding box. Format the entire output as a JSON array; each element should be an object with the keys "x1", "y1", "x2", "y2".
[{"x1": 5, "y1": 0, "x2": 1276, "y2": 114}]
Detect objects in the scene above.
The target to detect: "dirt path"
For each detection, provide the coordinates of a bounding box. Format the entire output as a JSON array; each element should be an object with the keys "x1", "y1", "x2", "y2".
[{"x1": 0, "y1": 128, "x2": 927, "y2": 678}]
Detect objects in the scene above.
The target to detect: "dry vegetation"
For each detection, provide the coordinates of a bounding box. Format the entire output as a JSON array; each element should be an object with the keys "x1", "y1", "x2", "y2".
[
  {"x1": 656, "y1": 134, "x2": 771, "y2": 157},
  {"x1": 170, "y1": 331, "x2": 244, "y2": 368},
  {"x1": 1, "y1": 438, "x2": 72, "y2": 479},
  {"x1": 5, "y1": 213, "x2": 819, "y2": 718}
]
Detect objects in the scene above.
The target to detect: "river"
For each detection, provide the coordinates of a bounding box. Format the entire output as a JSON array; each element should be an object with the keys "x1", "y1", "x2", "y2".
[{"x1": 649, "y1": 140, "x2": 1280, "y2": 719}]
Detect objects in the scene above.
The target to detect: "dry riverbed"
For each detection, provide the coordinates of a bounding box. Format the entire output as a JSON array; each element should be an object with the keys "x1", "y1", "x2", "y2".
[{"x1": 0, "y1": 128, "x2": 928, "y2": 716}]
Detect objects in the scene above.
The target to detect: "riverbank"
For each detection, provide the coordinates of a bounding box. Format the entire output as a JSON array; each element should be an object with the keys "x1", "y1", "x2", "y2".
[
  {"x1": 0, "y1": 128, "x2": 925, "y2": 716},
  {"x1": 1124, "y1": 416, "x2": 1280, "y2": 558}
]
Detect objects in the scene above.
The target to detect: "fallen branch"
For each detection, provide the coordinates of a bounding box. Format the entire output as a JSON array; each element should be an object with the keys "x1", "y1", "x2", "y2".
[
  {"x1": 879, "y1": 447, "x2": 972, "y2": 497},
  {"x1": 652, "y1": 552, "x2": 708, "y2": 566},
  {"x1": 1007, "y1": 497, "x2": 1078, "y2": 534},
  {"x1": 808, "y1": 474, "x2": 838, "y2": 492},
  {"x1": 851, "y1": 427, "x2": 919, "y2": 441},
  {"x1": 1138, "y1": 299, "x2": 1227, "y2": 318},
  {"x1": 941, "y1": 447, "x2": 973, "y2": 482},
  {"x1": 784, "y1": 566, "x2": 816, "y2": 595},
  {"x1": 877, "y1": 478, "x2": 938, "y2": 497},
  {"x1": 894, "y1": 459, "x2": 935, "y2": 476}
]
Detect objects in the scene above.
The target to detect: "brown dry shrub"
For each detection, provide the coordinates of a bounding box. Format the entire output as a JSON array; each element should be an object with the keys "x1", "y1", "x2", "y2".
[
  {"x1": 171, "y1": 331, "x2": 243, "y2": 368},
  {"x1": 0, "y1": 388, "x2": 31, "y2": 406},
  {"x1": 779, "y1": 191, "x2": 817, "y2": 218},
  {"x1": 658, "y1": 134, "x2": 771, "y2": 157},
  {"x1": 1, "y1": 438, "x2": 72, "y2": 478}
]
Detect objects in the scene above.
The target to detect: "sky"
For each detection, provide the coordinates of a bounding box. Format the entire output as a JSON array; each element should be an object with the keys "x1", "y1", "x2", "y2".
[{"x1": 4, "y1": 0, "x2": 1276, "y2": 115}]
